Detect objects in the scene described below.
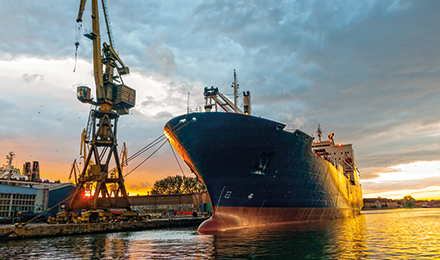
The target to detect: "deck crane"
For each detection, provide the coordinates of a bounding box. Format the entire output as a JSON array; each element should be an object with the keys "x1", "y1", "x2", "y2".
[{"x1": 68, "y1": 0, "x2": 136, "y2": 211}]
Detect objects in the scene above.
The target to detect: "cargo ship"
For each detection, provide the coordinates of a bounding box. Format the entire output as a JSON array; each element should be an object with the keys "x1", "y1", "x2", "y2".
[{"x1": 164, "y1": 72, "x2": 363, "y2": 232}]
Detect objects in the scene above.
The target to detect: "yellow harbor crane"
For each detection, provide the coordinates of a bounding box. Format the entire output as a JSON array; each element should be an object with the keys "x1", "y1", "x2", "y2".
[{"x1": 68, "y1": 0, "x2": 136, "y2": 211}]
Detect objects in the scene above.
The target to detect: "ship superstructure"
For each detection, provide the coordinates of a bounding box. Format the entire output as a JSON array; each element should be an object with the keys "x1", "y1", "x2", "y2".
[
  {"x1": 312, "y1": 125, "x2": 359, "y2": 186},
  {"x1": 0, "y1": 152, "x2": 23, "y2": 180},
  {"x1": 0, "y1": 151, "x2": 41, "y2": 181}
]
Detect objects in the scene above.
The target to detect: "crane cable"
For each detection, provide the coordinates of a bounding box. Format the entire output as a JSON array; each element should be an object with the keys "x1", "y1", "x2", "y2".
[
  {"x1": 123, "y1": 139, "x2": 168, "y2": 178},
  {"x1": 125, "y1": 134, "x2": 167, "y2": 163},
  {"x1": 73, "y1": 22, "x2": 82, "y2": 73},
  {"x1": 169, "y1": 141, "x2": 186, "y2": 177},
  {"x1": 121, "y1": 118, "x2": 194, "y2": 177},
  {"x1": 124, "y1": 118, "x2": 192, "y2": 163},
  {"x1": 105, "y1": 134, "x2": 167, "y2": 176}
]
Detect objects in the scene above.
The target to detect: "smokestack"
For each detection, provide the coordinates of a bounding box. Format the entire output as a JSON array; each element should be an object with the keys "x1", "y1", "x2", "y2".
[
  {"x1": 243, "y1": 91, "x2": 251, "y2": 115},
  {"x1": 31, "y1": 161, "x2": 40, "y2": 181},
  {"x1": 23, "y1": 162, "x2": 32, "y2": 176}
]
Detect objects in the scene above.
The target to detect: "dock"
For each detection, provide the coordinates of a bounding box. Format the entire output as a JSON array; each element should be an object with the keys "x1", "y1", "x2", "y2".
[{"x1": 0, "y1": 217, "x2": 205, "y2": 241}]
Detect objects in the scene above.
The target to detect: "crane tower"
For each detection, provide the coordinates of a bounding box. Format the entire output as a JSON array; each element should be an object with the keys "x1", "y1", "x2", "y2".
[{"x1": 68, "y1": 0, "x2": 135, "y2": 210}]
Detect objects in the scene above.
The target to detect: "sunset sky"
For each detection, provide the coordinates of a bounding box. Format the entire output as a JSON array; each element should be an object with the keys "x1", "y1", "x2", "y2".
[{"x1": 0, "y1": 0, "x2": 439, "y2": 200}]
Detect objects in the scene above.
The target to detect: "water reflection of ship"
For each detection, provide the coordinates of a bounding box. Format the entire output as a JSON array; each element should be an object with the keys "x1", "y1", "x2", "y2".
[
  {"x1": 164, "y1": 71, "x2": 363, "y2": 232},
  {"x1": 210, "y1": 215, "x2": 368, "y2": 259}
]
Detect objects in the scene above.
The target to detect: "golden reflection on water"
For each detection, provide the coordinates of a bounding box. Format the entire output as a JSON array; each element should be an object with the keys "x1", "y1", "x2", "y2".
[
  {"x1": 206, "y1": 215, "x2": 368, "y2": 259},
  {"x1": 2, "y1": 208, "x2": 440, "y2": 259},
  {"x1": 202, "y1": 209, "x2": 440, "y2": 259},
  {"x1": 362, "y1": 209, "x2": 440, "y2": 259}
]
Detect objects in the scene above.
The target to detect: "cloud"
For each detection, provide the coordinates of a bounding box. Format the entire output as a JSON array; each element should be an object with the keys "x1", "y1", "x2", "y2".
[
  {"x1": 130, "y1": 181, "x2": 152, "y2": 190},
  {"x1": 362, "y1": 176, "x2": 440, "y2": 194},
  {"x1": 1, "y1": 0, "x2": 440, "y2": 198},
  {"x1": 21, "y1": 73, "x2": 44, "y2": 83},
  {"x1": 144, "y1": 36, "x2": 177, "y2": 76},
  {"x1": 283, "y1": 113, "x2": 307, "y2": 130},
  {"x1": 361, "y1": 160, "x2": 440, "y2": 199}
]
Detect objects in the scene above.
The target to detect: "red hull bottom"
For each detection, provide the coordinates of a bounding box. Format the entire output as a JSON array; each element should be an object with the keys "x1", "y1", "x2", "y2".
[{"x1": 198, "y1": 206, "x2": 360, "y2": 233}]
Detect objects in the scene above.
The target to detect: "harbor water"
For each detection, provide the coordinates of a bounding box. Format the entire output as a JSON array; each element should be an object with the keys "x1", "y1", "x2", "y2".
[{"x1": 1, "y1": 208, "x2": 439, "y2": 259}]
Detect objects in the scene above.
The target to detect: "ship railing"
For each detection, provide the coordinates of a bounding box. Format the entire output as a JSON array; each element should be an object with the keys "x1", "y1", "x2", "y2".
[{"x1": 188, "y1": 106, "x2": 203, "y2": 113}]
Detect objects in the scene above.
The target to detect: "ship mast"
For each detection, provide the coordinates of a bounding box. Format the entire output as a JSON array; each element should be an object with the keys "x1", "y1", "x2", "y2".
[
  {"x1": 203, "y1": 70, "x2": 252, "y2": 115},
  {"x1": 317, "y1": 124, "x2": 322, "y2": 142},
  {"x1": 6, "y1": 152, "x2": 15, "y2": 166},
  {"x1": 231, "y1": 69, "x2": 239, "y2": 113}
]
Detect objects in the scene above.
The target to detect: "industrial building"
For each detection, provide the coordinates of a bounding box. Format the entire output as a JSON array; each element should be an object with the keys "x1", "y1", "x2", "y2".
[{"x1": 0, "y1": 180, "x2": 75, "y2": 218}]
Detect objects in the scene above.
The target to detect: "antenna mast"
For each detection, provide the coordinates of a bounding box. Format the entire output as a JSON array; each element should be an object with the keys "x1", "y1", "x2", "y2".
[
  {"x1": 187, "y1": 92, "x2": 190, "y2": 114},
  {"x1": 317, "y1": 124, "x2": 322, "y2": 142},
  {"x1": 231, "y1": 69, "x2": 239, "y2": 113}
]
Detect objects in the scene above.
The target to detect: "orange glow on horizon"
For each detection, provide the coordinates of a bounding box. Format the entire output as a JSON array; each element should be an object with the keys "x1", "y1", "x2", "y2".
[
  {"x1": 8, "y1": 140, "x2": 440, "y2": 201},
  {"x1": 361, "y1": 160, "x2": 440, "y2": 200}
]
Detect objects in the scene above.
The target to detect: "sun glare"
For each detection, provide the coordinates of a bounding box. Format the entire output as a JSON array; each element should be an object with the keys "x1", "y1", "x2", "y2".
[
  {"x1": 362, "y1": 160, "x2": 440, "y2": 200},
  {"x1": 364, "y1": 186, "x2": 440, "y2": 200},
  {"x1": 366, "y1": 161, "x2": 440, "y2": 182}
]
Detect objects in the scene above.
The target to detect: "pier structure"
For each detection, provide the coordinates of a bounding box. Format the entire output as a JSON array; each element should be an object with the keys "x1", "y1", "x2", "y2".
[{"x1": 0, "y1": 218, "x2": 205, "y2": 240}]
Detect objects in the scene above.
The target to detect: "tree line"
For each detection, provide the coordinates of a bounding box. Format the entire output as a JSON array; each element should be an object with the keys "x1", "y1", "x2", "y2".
[{"x1": 150, "y1": 175, "x2": 207, "y2": 195}]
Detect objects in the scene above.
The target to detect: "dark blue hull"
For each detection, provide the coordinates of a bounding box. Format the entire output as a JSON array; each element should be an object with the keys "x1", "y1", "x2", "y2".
[{"x1": 165, "y1": 112, "x2": 363, "y2": 231}]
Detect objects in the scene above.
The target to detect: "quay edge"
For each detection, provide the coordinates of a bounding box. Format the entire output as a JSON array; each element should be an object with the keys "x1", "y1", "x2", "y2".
[{"x1": 0, "y1": 217, "x2": 205, "y2": 241}]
